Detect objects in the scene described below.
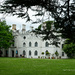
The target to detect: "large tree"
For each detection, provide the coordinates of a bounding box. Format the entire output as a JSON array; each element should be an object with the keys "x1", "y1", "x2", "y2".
[
  {"x1": 0, "y1": 21, "x2": 13, "y2": 52},
  {"x1": 33, "y1": 21, "x2": 60, "y2": 47},
  {"x1": 63, "y1": 41, "x2": 75, "y2": 58},
  {"x1": 0, "y1": 0, "x2": 75, "y2": 43}
]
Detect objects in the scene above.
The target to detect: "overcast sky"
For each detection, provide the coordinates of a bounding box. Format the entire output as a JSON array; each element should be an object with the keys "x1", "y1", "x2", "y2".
[
  {"x1": 0, "y1": 0, "x2": 42, "y2": 31},
  {"x1": 0, "y1": 0, "x2": 74, "y2": 30}
]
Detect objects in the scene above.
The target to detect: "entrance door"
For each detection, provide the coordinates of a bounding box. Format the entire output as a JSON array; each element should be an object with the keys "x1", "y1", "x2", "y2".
[{"x1": 12, "y1": 50, "x2": 14, "y2": 57}]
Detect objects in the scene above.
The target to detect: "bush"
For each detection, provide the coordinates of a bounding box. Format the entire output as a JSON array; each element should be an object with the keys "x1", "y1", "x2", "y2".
[
  {"x1": 41, "y1": 52, "x2": 44, "y2": 55},
  {"x1": 63, "y1": 43, "x2": 75, "y2": 58}
]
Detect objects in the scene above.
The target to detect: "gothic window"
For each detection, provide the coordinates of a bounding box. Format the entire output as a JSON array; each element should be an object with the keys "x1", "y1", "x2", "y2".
[
  {"x1": 34, "y1": 51, "x2": 38, "y2": 56},
  {"x1": 29, "y1": 51, "x2": 31, "y2": 56},
  {"x1": 29, "y1": 42, "x2": 31, "y2": 47},
  {"x1": 23, "y1": 50, "x2": 25, "y2": 55},
  {"x1": 12, "y1": 40, "x2": 14, "y2": 47},
  {"x1": 45, "y1": 50, "x2": 48, "y2": 55},
  {"x1": 23, "y1": 42, "x2": 26, "y2": 47},
  {"x1": 62, "y1": 52, "x2": 64, "y2": 56},
  {"x1": 62, "y1": 44, "x2": 64, "y2": 48},
  {"x1": 45, "y1": 42, "x2": 49, "y2": 47},
  {"x1": 35, "y1": 42, "x2": 38, "y2": 47}
]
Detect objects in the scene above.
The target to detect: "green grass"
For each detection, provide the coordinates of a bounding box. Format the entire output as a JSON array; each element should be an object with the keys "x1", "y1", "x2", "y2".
[{"x1": 0, "y1": 58, "x2": 75, "y2": 75}]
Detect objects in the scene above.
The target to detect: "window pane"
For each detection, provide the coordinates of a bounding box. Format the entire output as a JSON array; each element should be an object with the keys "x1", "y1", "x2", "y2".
[
  {"x1": 35, "y1": 42, "x2": 38, "y2": 47},
  {"x1": 29, "y1": 51, "x2": 31, "y2": 56},
  {"x1": 23, "y1": 50, "x2": 25, "y2": 55},
  {"x1": 23, "y1": 42, "x2": 26, "y2": 47},
  {"x1": 62, "y1": 52, "x2": 64, "y2": 56},
  {"x1": 34, "y1": 51, "x2": 38, "y2": 56},
  {"x1": 45, "y1": 42, "x2": 49, "y2": 47},
  {"x1": 29, "y1": 42, "x2": 31, "y2": 47}
]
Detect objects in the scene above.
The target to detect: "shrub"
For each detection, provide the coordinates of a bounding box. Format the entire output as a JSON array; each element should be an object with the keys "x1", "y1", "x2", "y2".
[{"x1": 63, "y1": 43, "x2": 75, "y2": 58}]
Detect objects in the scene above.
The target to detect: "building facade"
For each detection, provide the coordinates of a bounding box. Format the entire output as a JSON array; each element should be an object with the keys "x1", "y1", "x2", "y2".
[{"x1": 2, "y1": 24, "x2": 68, "y2": 59}]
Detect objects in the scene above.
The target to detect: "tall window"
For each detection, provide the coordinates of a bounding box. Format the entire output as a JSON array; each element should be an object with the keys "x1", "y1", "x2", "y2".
[
  {"x1": 23, "y1": 50, "x2": 25, "y2": 55},
  {"x1": 62, "y1": 52, "x2": 64, "y2": 56},
  {"x1": 12, "y1": 40, "x2": 14, "y2": 47},
  {"x1": 34, "y1": 50, "x2": 38, "y2": 56},
  {"x1": 45, "y1": 50, "x2": 48, "y2": 55},
  {"x1": 35, "y1": 42, "x2": 38, "y2": 47},
  {"x1": 45, "y1": 42, "x2": 49, "y2": 47},
  {"x1": 62, "y1": 44, "x2": 64, "y2": 48},
  {"x1": 29, "y1": 42, "x2": 31, "y2": 47},
  {"x1": 23, "y1": 42, "x2": 26, "y2": 47},
  {"x1": 29, "y1": 51, "x2": 31, "y2": 56}
]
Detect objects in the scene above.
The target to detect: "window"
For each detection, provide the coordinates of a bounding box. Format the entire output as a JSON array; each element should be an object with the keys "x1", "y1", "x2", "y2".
[
  {"x1": 29, "y1": 51, "x2": 31, "y2": 56},
  {"x1": 45, "y1": 50, "x2": 48, "y2": 55},
  {"x1": 34, "y1": 51, "x2": 38, "y2": 56},
  {"x1": 62, "y1": 44, "x2": 64, "y2": 48},
  {"x1": 23, "y1": 36, "x2": 26, "y2": 39},
  {"x1": 23, "y1": 50, "x2": 25, "y2": 55},
  {"x1": 12, "y1": 40, "x2": 14, "y2": 47},
  {"x1": 29, "y1": 42, "x2": 31, "y2": 47},
  {"x1": 45, "y1": 42, "x2": 49, "y2": 47},
  {"x1": 35, "y1": 42, "x2": 38, "y2": 47},
  {"x1": 62, "y1": 52, "x2": 64, "y2": 56},
  {"x1": 23, "y1": 42, "x2": 26, "y2": 47}
]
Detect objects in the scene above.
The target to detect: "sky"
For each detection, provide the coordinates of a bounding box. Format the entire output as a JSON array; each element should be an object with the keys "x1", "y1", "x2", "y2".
[
  {"x1": 0, "y1": 0, "x2": 74, "y2": 30},
  {"x1": 0, "y1": 0, "x2": 42, "y2": 31}
]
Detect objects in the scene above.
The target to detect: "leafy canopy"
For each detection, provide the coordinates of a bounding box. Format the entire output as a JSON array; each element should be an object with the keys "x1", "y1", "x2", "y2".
[
  {"x1": 0, "y1": 21, "x2": 13, "y2": 49},
  {"x1": 0, "y1": 0, "x2": 75, "y2": 43},
  {"x1": 63, "y1": 42, "x2": 75, "y2": 58}
]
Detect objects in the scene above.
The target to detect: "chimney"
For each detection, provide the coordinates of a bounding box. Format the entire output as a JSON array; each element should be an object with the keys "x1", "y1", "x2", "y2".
[
  {"x1": 22, "y1": 24, "x2": 26, "y2": 31},
  {"x1": 22, "y1": 24, "x2": 26, "y2": 34},
  {"x1": 12, "y1": 24, "x2": 16, "y2": 30}
]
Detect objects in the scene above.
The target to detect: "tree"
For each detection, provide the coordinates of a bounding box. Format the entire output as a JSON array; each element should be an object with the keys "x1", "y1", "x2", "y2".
[
  {"x1": 63, "y1": 42, "x2": 75, "y2": 58},
  {"x1": 0, "y1": 0, "x2": 75, "y2": 43},
  {"x1": 33, "y1": 21, "x2": 60, "y2": 47},
  {"x1": 0, "y1": 21, "x2": 13, "y2": 51}
]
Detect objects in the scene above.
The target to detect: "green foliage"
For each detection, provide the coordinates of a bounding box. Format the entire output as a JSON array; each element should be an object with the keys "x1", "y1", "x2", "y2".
[
  {"x1": 46, "y1": 51, "x2": 50, "y2": 55},
  {"x1": 63, "y1": 43, "x2": 75, "y2": 58},
  {"x1": 41, "y1": 52, "x2": 44, "y2": 55},
  {"x1": 33, "y1": 21, "x2": 60, "y2": 47},
  {"x1": 0, "y1": 0, "x2": 75, "y2": 45},
  {"x1": 55, "y1": 51, "x2": 59, "y2": 56},
  {"x1": 0, "y1": 21, "x2": 13, "y2": 49}
]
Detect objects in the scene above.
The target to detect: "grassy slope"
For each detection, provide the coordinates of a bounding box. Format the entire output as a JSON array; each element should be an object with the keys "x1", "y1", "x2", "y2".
[{"x1": 0, "y1": 58, "x2": 75, "y2": 75}]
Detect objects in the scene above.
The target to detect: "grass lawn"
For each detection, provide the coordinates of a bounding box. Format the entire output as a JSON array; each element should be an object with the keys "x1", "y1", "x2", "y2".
[{"x1": 0, "y1": 58, "x2": 75, "y2": 75}]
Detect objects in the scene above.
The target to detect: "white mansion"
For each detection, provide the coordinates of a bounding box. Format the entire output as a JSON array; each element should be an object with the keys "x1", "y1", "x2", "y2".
[{"x1": 2, "y1": 24, "x2": 68, "y2": 59}]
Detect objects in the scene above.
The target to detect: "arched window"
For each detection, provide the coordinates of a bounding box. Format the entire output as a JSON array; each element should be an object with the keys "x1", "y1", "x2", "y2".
[
  {"x1": 45, "y1": 50, "x2": 48, "y2": 55},
  {"x1": 29, "y1": 51, "x2": 31, "y2": 56},
  {"x1": 34, "y1": 50, "x2": 38, "y2": 56},
  {"x1": 23, "y1": 42, "x2": 26, "y2": 47},
  {"x1": 23, "y1": 50, "x2": 26, "y2": 55},
  {"x1": 35, "y1": 42, "x2": 38, "y2": 47},
  {"x1": 45, "y1": 42, "x2": 49, "y2": 47},
  {"x1": 29, "y1": 42, "x2": 32, "y2": 47}
]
